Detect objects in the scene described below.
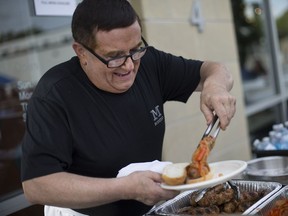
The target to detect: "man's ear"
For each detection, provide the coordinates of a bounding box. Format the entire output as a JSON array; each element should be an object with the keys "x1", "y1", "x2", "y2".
[{"x1": 72, "y1": 42, "x2": 85, "y2": 57}]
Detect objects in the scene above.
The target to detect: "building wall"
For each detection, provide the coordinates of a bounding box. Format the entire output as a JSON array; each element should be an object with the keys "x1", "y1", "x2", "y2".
[{"x1": 130, "y1": 0, "x2": 252, "y2": 163}]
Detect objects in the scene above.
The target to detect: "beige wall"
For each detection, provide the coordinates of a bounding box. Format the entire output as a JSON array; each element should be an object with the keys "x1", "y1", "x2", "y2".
[{"x1": 130, "y1": 0, "x2": 252, "y2": 163}]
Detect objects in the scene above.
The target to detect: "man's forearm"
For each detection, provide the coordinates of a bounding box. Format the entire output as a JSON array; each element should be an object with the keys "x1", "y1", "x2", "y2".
[
  {"x1": 196, "y1": 61, "x2": 234, "y2": 92},
  {"x1": 22, "y1": 172, "x2": 129, "y2": 209}
]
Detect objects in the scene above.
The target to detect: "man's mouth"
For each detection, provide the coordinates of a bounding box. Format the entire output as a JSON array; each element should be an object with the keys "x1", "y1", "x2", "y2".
[{"x1": 114, "y1": 71, "x2": 131, "y2": 77}]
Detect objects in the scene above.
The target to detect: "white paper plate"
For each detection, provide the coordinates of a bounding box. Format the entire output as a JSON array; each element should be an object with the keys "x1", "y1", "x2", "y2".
[{"x1": 161, "y1": 160, "x2": 247, "y2": 191}]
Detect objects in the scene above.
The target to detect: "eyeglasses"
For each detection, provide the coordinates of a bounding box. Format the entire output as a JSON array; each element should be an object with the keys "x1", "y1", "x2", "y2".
[{"x1": 80, "y1": 37, "x2": 149, "y2": 68}]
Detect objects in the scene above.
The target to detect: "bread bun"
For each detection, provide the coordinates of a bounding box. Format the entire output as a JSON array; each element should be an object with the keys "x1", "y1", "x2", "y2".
[
  {"x1": 162, "y1": 163, "x2": 189, "y2": 185},
  {"x1": 186, "y1": 171, "x2": 213, "y2": 184},
  {"x1": 162, "y1": 163, "x2": 213, "y2": 185}
]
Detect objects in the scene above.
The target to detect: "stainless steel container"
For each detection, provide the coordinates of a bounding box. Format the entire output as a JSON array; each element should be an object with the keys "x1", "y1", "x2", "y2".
[
  {"x1": 153, "y1": 180, "x2": 282, "y2": 215},
  {"x1": 243, "y1": 156, "x2": 288, "y2": 185}
]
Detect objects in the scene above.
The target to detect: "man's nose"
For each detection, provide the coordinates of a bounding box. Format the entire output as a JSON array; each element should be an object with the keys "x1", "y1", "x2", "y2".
[{"x1": 122, "y1": 56, "x2": 134, "y2": 70}]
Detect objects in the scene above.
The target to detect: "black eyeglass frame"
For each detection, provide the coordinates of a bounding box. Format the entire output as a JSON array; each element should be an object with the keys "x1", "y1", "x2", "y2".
[{"x1": 79, "y1": 36, "x2": 149, "y2": 68}]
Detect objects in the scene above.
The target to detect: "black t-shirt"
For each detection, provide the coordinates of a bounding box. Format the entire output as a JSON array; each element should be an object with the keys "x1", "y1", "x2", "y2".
[{"x1": 21, "y1": 46, "x2": 202, "y2": 216}]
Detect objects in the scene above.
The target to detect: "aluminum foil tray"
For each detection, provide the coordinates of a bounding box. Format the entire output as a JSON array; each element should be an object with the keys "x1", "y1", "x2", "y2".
[
  {"x1": 249, "y1": 185, "x2": 288, "y2": 215},
  {"x1": 153, "y1": 180, "x2": 282, "y2": 216}
]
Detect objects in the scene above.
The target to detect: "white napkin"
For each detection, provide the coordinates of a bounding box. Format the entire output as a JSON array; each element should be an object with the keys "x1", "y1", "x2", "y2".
[{"x1": 117, "y1": 160, "x2": 172, "y2": 177}]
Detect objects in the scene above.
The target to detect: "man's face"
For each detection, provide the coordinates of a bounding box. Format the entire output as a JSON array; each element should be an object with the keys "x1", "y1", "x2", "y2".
[{"x1": 80, "y1": 21, "x2": 143, "y2": 93}]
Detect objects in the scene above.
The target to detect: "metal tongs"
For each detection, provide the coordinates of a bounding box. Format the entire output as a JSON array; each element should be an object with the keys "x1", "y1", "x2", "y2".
[
  {"x1": 193, "y1": 116, "x2": 240, "y2": 202},
  {"x1": 194, "y1": 181, "x2": 240, "y2": 202},
  {"x1": 227, "y1": 180, "x2": 240, "y2": 200},
  {"x1": 193, "y1": 115, "x2": 221, "y2": 202},
  {"x1": 197, "y1": 114, "x2": 221, "y2": 149}
]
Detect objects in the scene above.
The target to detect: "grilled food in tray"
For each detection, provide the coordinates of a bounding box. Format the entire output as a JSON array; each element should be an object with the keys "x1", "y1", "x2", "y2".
[{"x1": 155, "y1": 180, "x2": 282, "y2": 216}]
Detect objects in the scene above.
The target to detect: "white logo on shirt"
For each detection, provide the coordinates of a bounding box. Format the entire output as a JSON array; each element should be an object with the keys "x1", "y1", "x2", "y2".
[{"x1": 150, "y1": 105, "x2": 164, "y2": 126}]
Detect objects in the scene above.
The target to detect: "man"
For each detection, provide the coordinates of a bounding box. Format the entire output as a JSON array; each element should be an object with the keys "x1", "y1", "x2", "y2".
[{"x1": 21, "y1": 0, "x2": 236, "y2": 215}]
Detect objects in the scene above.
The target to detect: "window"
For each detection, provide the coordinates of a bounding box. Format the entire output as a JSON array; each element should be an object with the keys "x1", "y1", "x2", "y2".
[
  {"x1": 270, "y1": 0, "x2": 288, "y2": 90},
  {"x1": 231, "y1": 0, "x2": 288, "y2": 146},
  {"x1": 231, "y1": 0, "x2": 277, "y2": 106},
  {"x1": 0, "y1": 0, "x2": 74, "y2": 214}
]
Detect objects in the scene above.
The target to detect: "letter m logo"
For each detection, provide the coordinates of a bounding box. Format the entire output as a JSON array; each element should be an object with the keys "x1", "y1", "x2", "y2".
[{"x1": 150, "y1": 105, "x2": 162, "y2": 121}]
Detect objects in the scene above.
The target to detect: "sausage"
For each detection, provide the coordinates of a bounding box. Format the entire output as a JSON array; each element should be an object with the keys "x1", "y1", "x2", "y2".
[
  {"x1": 197, "y1": 188, "x2": 234, "y2": 207},
  {"x1": 178, "y1": 205, "x2": 220, "y2": 215},
  {"x1": 190, "y1": 184, "x2": 226, "y2": 206},
  {"x1": 223, "y1": 200, "x2": 238, "y2": 213}
]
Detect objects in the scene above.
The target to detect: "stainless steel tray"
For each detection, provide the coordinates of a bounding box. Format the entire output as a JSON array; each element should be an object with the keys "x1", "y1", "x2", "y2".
[
  {"x1": 249, "y1": 185, "x2": 288, "y2": 215},
  {"x1": 153, "y1": 180, "x2": 282, "y2": 216},
  {"x1": 243, "y1": 156, "x2": 288, "y2": 185}
]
